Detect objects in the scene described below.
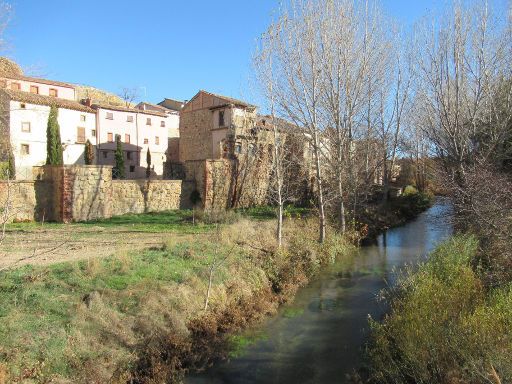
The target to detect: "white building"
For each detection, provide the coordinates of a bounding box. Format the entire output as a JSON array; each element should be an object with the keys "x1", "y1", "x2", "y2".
[
  {"x1": 0, "y1": 74, "x2": 76, "y2": 101},
  {"x1": 0, "y1": 65, "x2": 173, "y2": 180},
  {"x1": 3, "y1": 89, "x2": 96, "y2": 179},
  {"x1": 137, "y1": 100, "x2": 181, "y2": 163},
  {"x1": 89, "y1": 102, "x2": 169, "y2": 178}
]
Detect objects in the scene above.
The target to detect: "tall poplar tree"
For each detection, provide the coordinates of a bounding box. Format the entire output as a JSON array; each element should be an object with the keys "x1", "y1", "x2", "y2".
[{"x1": 46, "y1": 105, "x2": 63, "y2": 165}]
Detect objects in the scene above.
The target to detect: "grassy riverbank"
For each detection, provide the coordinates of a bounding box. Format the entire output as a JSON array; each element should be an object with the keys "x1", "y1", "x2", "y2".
[
  {"x1": 368, "y1": 235, "x2": 512, "y2": 384},
  {"x1": 0, "y1": 215, "x2": 354, "y2": 383}
]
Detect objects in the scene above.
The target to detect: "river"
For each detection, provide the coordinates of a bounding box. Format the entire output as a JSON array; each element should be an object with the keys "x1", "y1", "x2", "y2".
[{"x1": 186, "y1": 198, "x2": 453, "y2": 384}]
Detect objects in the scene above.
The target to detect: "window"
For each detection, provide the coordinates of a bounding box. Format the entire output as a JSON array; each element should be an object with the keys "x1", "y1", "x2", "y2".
[
  {"x1": 21, "y1": 122, "x2": 31, "y2": 133},
  {"x1": 125, "y1": 134, "x2": 130, "y2": 144},
  {"x1": 0, "y1": 80, "x2": 6, "y2": 88},
  {"x1": 21, "y1": 144, "x2": 30, "y2": 155},
  {"x1": 234, "y1": 143, "x2": 242, "y2": 154},
  {"x1": 127, "y1": 151, "x2": 132, "y2": 160},
  {"x1": 10, "y1": 82, "x2": 20, "y2": 91},
  {"x1": 107, "y1": 132, "x2": 113, "y2": 142},
  {"x1": 106, "y1": 112, "x2": 114, "y2": 120},
  {"x1": 77, "y1": 127, "x2": 86, "y2": 143},
  {"x1": 49, "y1": 88, "x2": 58, "y2": 97},
  {"x1": 20, "y1": 103, "x2": 26, "y2": 109},
  {"x1": 155, "y1": 136, "x2": 159, "y2": 145},
  {"x1": 160, "y1": 121, "x2": 165, "y2": 127},
  {"x1": 127, "y1": 115, "x2": 134, "y2": 123},
  {"x1": 218, "y1": 110, "x2": 225, "y2": 127},
  {"x1": 129, "y1": 165, "x2": 135, "y2": 173},
  {"x1": 80, "y1": 115, "x2": 86, "y2": 122},
  {"x1": 144, "y1": 138, "x2": 148, "y2": 144},
  {"x1": 30, "y1": 85, "x2": 39, "y2": 94},
  {"x1": 102, "y1": 151, "x2": 108, "y2": 159},
  {"x1": 146, "y1": 118, "x2": 152, "y2": 126},
  {"x1": 91, "y1": 129, "x2": 96, "y2": 137}
]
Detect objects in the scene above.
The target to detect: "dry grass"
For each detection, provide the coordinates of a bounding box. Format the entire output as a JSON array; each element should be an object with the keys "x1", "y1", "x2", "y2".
[{"x1": 0, "y1": 215, "x2": 355, "y2": 383}]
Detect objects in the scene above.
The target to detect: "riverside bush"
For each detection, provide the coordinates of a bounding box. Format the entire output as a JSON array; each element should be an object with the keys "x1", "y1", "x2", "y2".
[{"x1": 369, "y1": 235, "x2": 512, "y2": 384}]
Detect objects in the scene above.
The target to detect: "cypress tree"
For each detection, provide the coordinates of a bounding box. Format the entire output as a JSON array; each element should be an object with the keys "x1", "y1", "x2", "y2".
[
  {"x1": 146, "y1": 147, "x2": 151, "y2": 178},
  {"x1": 7, "y1": 147, "x2": 14, "y2": 178},
  {"x1": 113, "y1": 134, "x2": 125, "y2": 179},
  {"x1": 46, "y1": 105, "x2": 63, "y2": 165},
  {"x1": 84, "y1": 140, "x2": 94, "y2": 165}
]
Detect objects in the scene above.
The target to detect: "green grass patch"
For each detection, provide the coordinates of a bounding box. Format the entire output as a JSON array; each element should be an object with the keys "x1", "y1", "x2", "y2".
[
  {"x1": 228, "y1": 331, "x2": 269, "y2": 358},
  {"x1": 282, "y1": 307, "x2": 305, "y2": 318},
  {"x1": 7, "y1": 210, "x2": 214, "y2": 234},
  {"x1": 237, "y1": 205, "x2": 311, "y2": 221}
]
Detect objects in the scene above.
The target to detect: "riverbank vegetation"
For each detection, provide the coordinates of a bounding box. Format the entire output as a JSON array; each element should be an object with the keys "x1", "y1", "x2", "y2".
[
  {"x1": 0, "y1": 215, "x2": 356, "y2": 383},
  {"x1": 369, "y1": 236, "x2": 512, "y2": 384}
]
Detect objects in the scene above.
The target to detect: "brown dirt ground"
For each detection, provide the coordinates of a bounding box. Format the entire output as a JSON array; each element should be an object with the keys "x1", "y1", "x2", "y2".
[{"x1": 0, "y1": 225, "x2": 200, "y2": 270}]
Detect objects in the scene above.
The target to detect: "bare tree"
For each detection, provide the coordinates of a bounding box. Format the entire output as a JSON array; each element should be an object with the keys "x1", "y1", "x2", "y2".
[
  {"x1": 413, "y1": 2, "x2": 512, "y2": 183},
  {"x1": 254, "y1": 27, "x2": 302, "y2": 246},
  {"x1": 256, "y1": 0, "x2": 337, "y2": 242},
  {"x1": 118, "y1": 87, "x2": 140, "y2": 108}
]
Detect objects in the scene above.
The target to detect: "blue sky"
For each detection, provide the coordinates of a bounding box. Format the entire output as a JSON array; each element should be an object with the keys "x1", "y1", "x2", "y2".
[{"x1": 2, "y1": 1, "x2": 467, "y2": 105}]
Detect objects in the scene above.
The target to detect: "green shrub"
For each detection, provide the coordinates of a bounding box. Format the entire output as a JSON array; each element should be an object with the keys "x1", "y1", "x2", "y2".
[
  {"x1": 402, "y1": 185, "x2": 418, "y2": 196},
  {"x1": 194, "y1": 209, "x2": 241, "y2": 225},
  {"x1": 369, "y1": 235, "x2": 512, "y2": 384}
]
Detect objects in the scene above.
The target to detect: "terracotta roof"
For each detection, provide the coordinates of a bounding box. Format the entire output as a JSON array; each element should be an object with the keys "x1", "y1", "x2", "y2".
[
  {"x1": 199, "y1": 90, "x2": 256, "y2": 109},
  {"x1": 2, "y1": 89, "x2": 95, "y2": 113},
  {"x1": 1, "y1": 74, "x2": 75, "y2": 89},
  {"x1": 92, "y1": 102, "x2": 167, "y2": 117}
]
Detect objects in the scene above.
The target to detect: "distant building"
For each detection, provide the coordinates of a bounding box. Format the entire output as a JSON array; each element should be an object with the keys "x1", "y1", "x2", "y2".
[{"x1": 86, "y1": 101, "x2": 169, "y2": 179}]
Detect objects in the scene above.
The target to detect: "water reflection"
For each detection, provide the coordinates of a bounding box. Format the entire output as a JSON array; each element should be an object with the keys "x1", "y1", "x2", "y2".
[{"x1": 186, "y1": 198, "x2": 453, "y2": 384}]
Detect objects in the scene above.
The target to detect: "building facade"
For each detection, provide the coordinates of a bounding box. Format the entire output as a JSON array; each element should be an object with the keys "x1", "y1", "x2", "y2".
[
  {"x1": 89, "y1": 102, "x2": 169, "y2": 179},
  {"x1": 1, "y1": 88, "x2": 96, "y2": 179}
]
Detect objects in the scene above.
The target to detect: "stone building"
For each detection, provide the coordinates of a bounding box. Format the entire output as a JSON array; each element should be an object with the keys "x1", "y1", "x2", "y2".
[{"x1": 177, "y1": 90, "x2": 312, "y2": 208}]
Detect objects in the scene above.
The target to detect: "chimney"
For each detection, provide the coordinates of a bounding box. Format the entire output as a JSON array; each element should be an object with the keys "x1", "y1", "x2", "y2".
[{"x1": 82, "y1": 98, "x2": 92, "y2": 107}]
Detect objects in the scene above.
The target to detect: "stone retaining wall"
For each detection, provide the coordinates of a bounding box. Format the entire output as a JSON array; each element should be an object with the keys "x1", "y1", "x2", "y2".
[
  {"x1": 2, "y1": 166, "x2": 195, "y2": 223},
  {"x1": 0, "y1": 179, "x2": 52, "y2": 222},
  {"x1": 112, "y1": 179, "x2": 193, "y2": 216}
]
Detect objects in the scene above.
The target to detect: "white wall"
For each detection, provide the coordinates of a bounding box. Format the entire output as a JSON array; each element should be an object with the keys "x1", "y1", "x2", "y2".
[
  {"x1": 96, "y1": 107, "x2": 169, "y2": 179},
  {"x1": 136, "y1": 112, "x2": 168, "y2": 178},
  {"x1": 10, "y1": 101, "x2": 96, "y2": 179}
]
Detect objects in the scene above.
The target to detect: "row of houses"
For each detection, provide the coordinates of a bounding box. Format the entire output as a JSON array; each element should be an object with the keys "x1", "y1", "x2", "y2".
[
  {"x1": 0, "y1": 58, "x2": 398, "y2": 208},
  {"x1": 0, "y1": 60, "x2": 182, "y2": 180}
]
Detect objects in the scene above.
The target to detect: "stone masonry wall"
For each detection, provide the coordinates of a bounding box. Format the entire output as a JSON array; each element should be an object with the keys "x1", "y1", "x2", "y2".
[
  {"x1": 179, "y1": 109, "x2": 213, "y2": 162},
  {"x1": 185, "y1": 158, "x2": 270, "y2": 210},
  {"x1": 0, "y1": 179, "x2": 52, "y2": 222},
  {"x1": 111, "y1": 179, "x2": 193, "y2": 216},
  {"x1": 3, "y1": 166, "x2": 195, "y2": 223}
]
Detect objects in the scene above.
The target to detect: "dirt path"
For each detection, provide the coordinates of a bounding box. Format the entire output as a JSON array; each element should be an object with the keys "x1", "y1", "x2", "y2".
[{"x1": 0, "y1": 225, "x2": 201, "y2": 270}]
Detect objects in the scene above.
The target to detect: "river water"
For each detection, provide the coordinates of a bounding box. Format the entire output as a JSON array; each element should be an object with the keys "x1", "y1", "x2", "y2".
[{"x1": 186, "y1": 198, "x2": 453, "y2": 384}]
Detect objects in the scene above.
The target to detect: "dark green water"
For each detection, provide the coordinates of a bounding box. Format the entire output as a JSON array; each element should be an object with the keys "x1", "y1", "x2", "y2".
[{"x1": 186, "y1": 198, "x2": 453, "y2": 384}]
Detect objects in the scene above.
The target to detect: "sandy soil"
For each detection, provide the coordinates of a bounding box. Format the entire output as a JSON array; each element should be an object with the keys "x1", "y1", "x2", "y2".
[{"x1": 0, "y1": 225, "x2": 198, "y2": 270}]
